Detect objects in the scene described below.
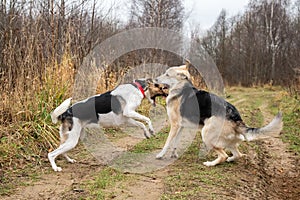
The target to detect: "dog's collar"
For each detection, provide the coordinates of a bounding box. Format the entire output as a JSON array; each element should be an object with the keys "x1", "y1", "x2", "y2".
[{"x1": 133, "y1": 81, "x2": 145, "y2": 98}]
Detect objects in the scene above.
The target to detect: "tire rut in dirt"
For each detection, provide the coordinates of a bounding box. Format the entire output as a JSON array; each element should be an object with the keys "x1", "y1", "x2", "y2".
[{"x1": 253, "y1": 140, "x2": 299, "y2": 199}]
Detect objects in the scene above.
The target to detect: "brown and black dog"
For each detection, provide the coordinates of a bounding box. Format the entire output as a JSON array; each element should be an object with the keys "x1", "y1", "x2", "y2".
[{"x1": 155, "y1": 63, "x2": 283, "y2": 166}]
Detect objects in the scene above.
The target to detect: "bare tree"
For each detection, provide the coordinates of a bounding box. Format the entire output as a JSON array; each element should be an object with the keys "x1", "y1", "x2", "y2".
[
  {"x1": 129, "y1": 0, "x2": 184, "y2": 31},
  {"x1": 261, "y1": 0, "x2": 290, "y2": 81},
  {"x1": 198, "y1": 0, "x2": 295, "y2": 86},
  {"x1": 112, "y1": 0, "x2": 186, "y2": 72}
]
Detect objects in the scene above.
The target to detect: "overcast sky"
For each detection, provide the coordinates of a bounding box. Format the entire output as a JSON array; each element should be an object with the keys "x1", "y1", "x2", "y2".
[
  {"x1": 184, "y1": 0, "x2": 249, "y2": 30},
  {"x1": 107, "y1": 0, "x2": 250, "y2": 31}
]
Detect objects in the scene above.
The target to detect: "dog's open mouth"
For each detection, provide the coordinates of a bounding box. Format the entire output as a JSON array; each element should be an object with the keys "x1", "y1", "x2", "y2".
[
  {"x1": 163, "y1": 84, "x2": 169, "y2": 90},
  {"x1": 150, "y1": 84, "x2": 169, "y2": 106},
  {"x1": 162, "y1": 84, "x2": 170, "y2": 97}
]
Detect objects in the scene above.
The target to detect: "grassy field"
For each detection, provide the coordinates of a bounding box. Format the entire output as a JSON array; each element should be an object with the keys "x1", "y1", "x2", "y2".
[
  {"x1": 67, "y1": 87, "x2": 300, "y2": 199},
  {"x1": 1, "y1": 86, "x2": 299, "y2": 199}
]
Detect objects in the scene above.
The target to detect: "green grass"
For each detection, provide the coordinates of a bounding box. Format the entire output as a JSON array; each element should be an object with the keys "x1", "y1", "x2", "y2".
[
  {"x1": 161, "y1": 87, "x2": 300, "y2": 199},
  {"x1": 161, "y1": 138, "x2": 234, "y2": 200},
  {"x1": 0, "y1": 164, "x2": 42, "y2": 196},
  {"x1": 0, "y1": 177, "x2": 13, "y2": 196},
  {"x1": 229, "y1": 87, "x2": 299, "y2": 154},
  {"x1": 279, "y1": 94, "x2": 300, "y2": 154},
  {"x1": 85, "y1": 167, "x2": 126, "y2": 200},
  {"x1": 1, "y1": 87, "x2": 299, "y2": 199},
  {"x1": 130, "y1": 127, "x2": 169, "y2": 153},
  {"x1": 95, "y1": 87, "x2": 299, "y2": 200}
]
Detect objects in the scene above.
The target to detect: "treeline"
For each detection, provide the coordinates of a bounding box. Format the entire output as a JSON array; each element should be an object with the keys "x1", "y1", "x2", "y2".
[
  {"x1": 0, "y1": 0, "x2": 186, "y2": 97},
  {"x1": 1, "y1": 0, "x2": 299, "y2": 124},
  {"x1": 198, "y1": 0, "x2": 300, "y2": 87},
  {"x1": 0, "y1": 0, "x2": 119, "y2": 90},
  {"x1": 0, "y1": 0, "x2": 119, "y2": 124}
]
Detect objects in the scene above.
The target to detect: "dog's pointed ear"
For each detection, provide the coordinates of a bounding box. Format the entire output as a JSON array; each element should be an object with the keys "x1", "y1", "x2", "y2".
[
  {"x1": 185, "y1": 59, "x2": 191, "y2": 70},
  {"x1": 146, "y1": 78, "x2": 153, "y2": 84},
  {"x1": 178, "y1": 60, "x2": 190, "y2": 71},
  {"x1": 183, "y1": 59, "x2": 191, "y2": 71}
]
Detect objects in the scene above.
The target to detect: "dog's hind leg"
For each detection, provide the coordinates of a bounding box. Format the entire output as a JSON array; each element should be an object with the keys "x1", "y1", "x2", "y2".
[
  {"x1": 203, "y1": 148, "x2": 228, "y2": 167},
  {"x1": 226, "y1": 144, "x2": 246, "y2": 162},
  {"x1": 48, "y1": 119, "x2": 81, "y2": 172},
  {"x1": 57, "y1": 123, "x2": 77, "y2": 164}
]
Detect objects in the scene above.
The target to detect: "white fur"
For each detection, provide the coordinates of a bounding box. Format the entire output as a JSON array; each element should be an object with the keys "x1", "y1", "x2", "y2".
[
  {"x1": 244, "y1": 112, "x2": 283, "y2": 141},
  {"x1": 50, "y1": 98, "x2": 72, "y2": 124},
  {"x1": 48, "y1": 118, "x2": 82, "y2": 172},
  {"x1": 48, "y1": 83, "x2": 156, "y2": 172}
]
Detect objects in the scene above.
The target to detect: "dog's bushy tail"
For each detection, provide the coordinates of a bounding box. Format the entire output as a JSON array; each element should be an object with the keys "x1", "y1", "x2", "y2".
[
  {"x1": 50, "y1": 98, "x2": 72, "y2": 124},
  {"x1": 242, "y1": 112, "x2": 283, "y2": 141}
]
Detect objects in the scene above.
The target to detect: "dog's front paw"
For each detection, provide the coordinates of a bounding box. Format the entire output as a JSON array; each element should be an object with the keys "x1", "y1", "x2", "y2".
[
  {"x1": 144, "y1": 132, "x2": 150, "y2": 139},
  {"x1": 226, "y1": 156, "x2": 235, "y2": 162},
  {"x1": 149, "y1": 128, "x2": 155, "y2": 136},
  {"x1": 203, "y1": 161, "x2": 215, "y2": 167},
  {"x1": 54, "y1": 166, "x2": 62, "y2": 172},
  {"x1": 156, "y1": 153, "x2": 164, "y2": 159},
  {"x1": 171, "y1": 152, "x2": 178, "y2": 158},
  {"x1": 68, "y1": 159, "x2": 76, "y2": 163}
]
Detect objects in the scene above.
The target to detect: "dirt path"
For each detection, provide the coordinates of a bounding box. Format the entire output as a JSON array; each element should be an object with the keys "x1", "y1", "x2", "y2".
[
  {"x1": 238, "y1": 103, "x2": 299, "y2": 199},
  {"x1": 2, "y1": 88, "x2": 299, "y2": 199},
  {"x1": 110, "y1": 171, "x2": 166, "y2": 200},
  {"x1": 228, "y1": 92, "x2": 300, "y2": 199},
  {"x1": 2, "y1": 149, "x2": 103, "y2": 200}
]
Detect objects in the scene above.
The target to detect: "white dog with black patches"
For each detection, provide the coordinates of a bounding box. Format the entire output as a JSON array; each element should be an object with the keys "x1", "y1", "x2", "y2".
[
  {"x1": 49, "y1": 79, "x2": 167, "y2": 171},
  {"x1": 155, "y1": 63, "x2": 283, "y2": 166}
]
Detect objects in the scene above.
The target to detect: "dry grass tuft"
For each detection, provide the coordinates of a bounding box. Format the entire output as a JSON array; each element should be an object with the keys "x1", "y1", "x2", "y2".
[{"x1": 0, "y1": 54, "x2": 74, "y2": 171}]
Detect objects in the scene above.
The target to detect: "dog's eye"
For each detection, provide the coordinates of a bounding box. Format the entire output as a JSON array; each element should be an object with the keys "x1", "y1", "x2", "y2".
[
  {"x1": 154, "y1": 83, "x2": 159, "y2": 87},
  {"x1": 165, "y1": 73, "x2": 169, "y2": 77}
]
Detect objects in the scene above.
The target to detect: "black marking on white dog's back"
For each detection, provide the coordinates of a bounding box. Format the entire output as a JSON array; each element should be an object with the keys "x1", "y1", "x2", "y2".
[
  {"x1": 178, "y1": 81, "x2": 242, "y2": 125},
  {"x1": 58, "y1": 91, "x2": 123, "y2": 126}
]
